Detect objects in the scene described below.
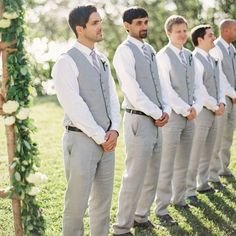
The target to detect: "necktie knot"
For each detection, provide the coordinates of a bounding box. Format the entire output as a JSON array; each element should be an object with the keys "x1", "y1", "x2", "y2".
[
  {"x1": 90, "y1": 50, "x2": 100, "y2": 74},
  {"x1": 142, "y1": 44, "x2": 151, "y2": 64}
]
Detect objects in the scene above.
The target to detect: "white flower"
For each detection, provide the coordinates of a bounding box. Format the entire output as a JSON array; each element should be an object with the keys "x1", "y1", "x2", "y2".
[
  {"x1": 0, "y1": 19, "x2": 11, "y2": 28},
  {"x1": 3, "y1": 12, "x2": 18, "y2": 19},
  {"x1": 16, "y1": 108, "x2": 30, "y2": 120},
  {"x1": 28, "y1": 187, "x2": 40, "y2": 196},
  {"x1": 3, "y1": 100, "x2": 19, "y2": 114},
  {"x1": 4, "y1": 116, "x2": 15, "y2": 126},
  {"x1": 26, "y1": 172, "x2": 48, "y2": 185}
]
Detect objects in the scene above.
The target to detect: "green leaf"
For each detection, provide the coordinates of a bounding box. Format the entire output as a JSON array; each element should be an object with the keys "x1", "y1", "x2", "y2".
[
  {"x1": 15, "y1": 172, "x2": 21, "y2": 181},
  {"x1": 20, "y1": 66, "x2": 28, "y2": 76},
  {"x1": 23, "y1": 140, "x2": 31, "y2": 150}
]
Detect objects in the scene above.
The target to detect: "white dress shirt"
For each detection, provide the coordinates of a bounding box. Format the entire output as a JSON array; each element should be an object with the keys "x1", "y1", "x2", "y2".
[
  {"x1": 193, "y1": 47, "x2": 225, "y2": 112},
  {"x1": 156, "y1": 43, "x2": 203, "y2": 117},
  {"x1": 210, "y1": 37, "x2": 236, "y2": 99},
  {"x1": 52, "y1": 41, "x2": 121, "y2": 145},
  {"x1": 113, "y1": 36, "x2": 171, "y2": 120}
]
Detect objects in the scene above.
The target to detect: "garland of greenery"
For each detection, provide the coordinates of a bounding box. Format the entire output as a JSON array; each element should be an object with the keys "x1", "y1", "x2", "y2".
[{"x1": 1, "y1": 0, "x2": 45, "y2": 235}]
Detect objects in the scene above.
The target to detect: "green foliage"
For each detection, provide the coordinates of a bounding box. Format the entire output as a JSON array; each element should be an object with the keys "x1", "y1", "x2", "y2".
[{"x1": 1, "y1": 0, "x2": 45, "y2": 234}]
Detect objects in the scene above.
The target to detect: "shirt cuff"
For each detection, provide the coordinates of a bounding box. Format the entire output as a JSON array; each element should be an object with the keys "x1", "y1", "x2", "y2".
[
  {"x1": 91, "y1": 130, "x2": 106, "y2": 145},
  {"x1": 192, "y1": 103, "x2": 203, "y2": 115},
  {"x1": 163, "y1": 106, "x2": 172, "y2": 116}
]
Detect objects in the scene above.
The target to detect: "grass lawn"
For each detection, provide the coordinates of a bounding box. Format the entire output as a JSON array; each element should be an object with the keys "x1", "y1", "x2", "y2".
[{"x1": 0, "y1": 95, "x2": 236, "y2": 236}]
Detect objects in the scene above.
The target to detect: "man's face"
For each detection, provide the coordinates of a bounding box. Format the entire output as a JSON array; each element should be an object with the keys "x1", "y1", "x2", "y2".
[
  {"x1": 201, "y1": 28, "x2": 216, "y2": 50},
  {"x1": 125, "y1": 17, "x2": 148, "y2": 41},
  {"x1": 229, "y1": 22, "x2": 236, "y2": 42},
  {"x1": 80, "y1": 12, "x2": 103, "y2": 43},
  {"x1": 167, "y1": 23, "x2": 188, "y2": 47}
]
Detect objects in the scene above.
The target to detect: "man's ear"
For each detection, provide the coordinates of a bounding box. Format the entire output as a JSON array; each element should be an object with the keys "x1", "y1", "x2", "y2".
[
  {"x1": 124, "y1": 22, "x2": 130, "y2": 32},
  {"x1": 166, "y1": 30, "x2": 171, "y2": 37},
  {"x1": 76, "y1": 25, "x2": 83, "y2": 36}
]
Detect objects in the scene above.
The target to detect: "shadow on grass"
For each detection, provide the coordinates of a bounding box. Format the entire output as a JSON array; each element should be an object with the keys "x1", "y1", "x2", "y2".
[
  {"x1": 33, "y1": 95, "x2": 60, "y2": 106},
  {"x1": 223, "y1": 176, "x2": 236, "y2": 191},
  {"x1": 134, "y1": 223, "x2": 189, "y2": 236},
  {"x1": 199, "y1": 194, "x2": 236, "y2": 236},
  {"x1": 171, "y1": 204, "x2": 213, "y2": 236}
]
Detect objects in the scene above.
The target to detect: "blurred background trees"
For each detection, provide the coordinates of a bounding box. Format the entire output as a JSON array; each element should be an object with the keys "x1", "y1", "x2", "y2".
[{"x1": 24, "y1": 0, "x2": 236, "y2": 95}]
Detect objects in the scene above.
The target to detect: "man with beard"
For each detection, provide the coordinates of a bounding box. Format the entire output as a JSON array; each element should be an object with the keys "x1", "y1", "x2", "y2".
[
  {"x1": 155, "y1": 15, "x2": 203, "y2": 225},
  {"x1": 52, "y1": 5, "x2": 120, "y2": 236},
  {"x1": 209, "y1": 19, "x2": 236, "y2": 181},
  {"x1": 112, "y1": 7, "x2": 170, "y2": 236},
  {"x1": 186, "y1": 25, "x2": 225, "y2": 207}
]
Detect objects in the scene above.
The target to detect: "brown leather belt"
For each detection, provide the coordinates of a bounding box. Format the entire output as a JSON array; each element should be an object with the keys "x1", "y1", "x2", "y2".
[
  {"x1": 66, "y1": 126, "x2": 82, "y2": 132},
  {"x1": 125, "y1": 108, "x2": 146, "y2": 116}
]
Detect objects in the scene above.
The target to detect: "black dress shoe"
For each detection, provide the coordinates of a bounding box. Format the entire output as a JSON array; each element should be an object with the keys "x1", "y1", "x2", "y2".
[
  {"x1": 187, "y1": 196, "x2": 200, "y2": 207},
  {"x1": 210, "y1": 181, "x2": 225, "y2": 191},
  {"x1": 174, "y1": 203, "x2": 191, "y2": 209},
  {"x1": 113, "y1": 232, "x2": 133, "y2": 236},
  {"x1": 133, "y1": 220, "x2": 155, "y2": 229},
  {"x1": 157, "y1": 214, "x2": 178, "y2": 226},
  {"x1": 219, "y1": 173, "x2": 234, "y2": 178},
  {"x1": 197, "y1": 187, "x2": 215, "y2": 194}
]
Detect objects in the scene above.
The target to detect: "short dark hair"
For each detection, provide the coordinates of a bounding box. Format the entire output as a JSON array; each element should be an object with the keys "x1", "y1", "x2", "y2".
[
  {"x1": 122, "y1": 7, "x2": 148, "y2": 24},
  {"x1": 191, "y1": 24, "x2": 211, "y2": 46},
  {"x1": 68, "y1": 5, "x2": 97, "y2": 38}
]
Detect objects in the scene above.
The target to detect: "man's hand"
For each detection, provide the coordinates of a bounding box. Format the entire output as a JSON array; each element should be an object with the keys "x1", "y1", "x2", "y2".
[
  {"x1": 154, "y1": 112, "x2": 169, "y2": 127},
  {"x1": 101, "y1": 130, "x2": 119, "y2": 152},
  {"x1": 232, "y1": 98, "x2": 236, "y2": 104},
  {"x1": 214, "y1": 103, "x2": 225, "y2": 116},
  {"x1": 186, "y1": 107, "x2": 197, "y2": 120}
]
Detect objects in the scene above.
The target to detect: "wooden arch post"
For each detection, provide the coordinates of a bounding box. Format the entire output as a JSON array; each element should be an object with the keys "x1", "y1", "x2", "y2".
[{"x1": 0, "y1": 1, "x2": 23, "y2": 235}]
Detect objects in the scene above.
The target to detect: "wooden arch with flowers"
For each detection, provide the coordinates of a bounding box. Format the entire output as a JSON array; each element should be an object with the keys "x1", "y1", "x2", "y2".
[{"x1": 0, "y1": 0, "x2": 45, "y2": 235}]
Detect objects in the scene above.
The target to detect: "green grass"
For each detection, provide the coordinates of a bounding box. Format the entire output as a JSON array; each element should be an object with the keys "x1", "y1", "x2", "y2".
[{"x1": 0, "y1": 95, "x2": 236, "y2": 236}]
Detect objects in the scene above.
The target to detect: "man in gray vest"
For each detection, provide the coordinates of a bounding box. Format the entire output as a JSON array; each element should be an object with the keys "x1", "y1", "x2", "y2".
[
  {"x1": 52, "y1": 5, "x2": 120, "y2": 236},
  {"x1": 155, "y1": 15, "x2": 204, "y2": 225},
  {"x1": 112, "y1": 7, "x2": 170, "y2": 236},
  {"x1": 186, "y1": 25, "x2": 226, "y2": 207},
  {"x1": 209, "y1": 19, "x2": 236, "y2": 180}
]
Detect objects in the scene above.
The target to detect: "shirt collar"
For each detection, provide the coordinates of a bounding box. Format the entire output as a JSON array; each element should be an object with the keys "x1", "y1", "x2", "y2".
[
  {"x1": 217, "y1": 37, "x2": 231, "y2": 49},
  {"x1": 194, "y1": 47, "x2": 209, "y2": 59},
  {"x1": 73, "y1": 41, "x2": 96, "y2": 56},
  {"x1": 127, "y1": 35, "x2": 146, "y2": 50},
  {"x1": 168, "y1": 42, "x2": 183, "y2": 55}
]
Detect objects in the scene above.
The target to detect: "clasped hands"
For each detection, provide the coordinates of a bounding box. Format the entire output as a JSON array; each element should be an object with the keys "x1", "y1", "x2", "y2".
[
  {"x1": 214, "y1": 103, "x2": 225, "y2": 116},
  {"x1": 101, "y1": 130, "x2": 119, "y2": 152},
  {"x1": 154, "y1": 112, "x2": 169, "y2": 127}
]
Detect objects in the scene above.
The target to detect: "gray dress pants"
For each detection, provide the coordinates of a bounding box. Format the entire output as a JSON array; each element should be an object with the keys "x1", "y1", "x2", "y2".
[
  {"x1": 113, "y1": 112, "x2": 162, "y2": 234},
  {"x1": 156, "y1": 112, "x2": 194, "y2": 216},
  {"x1": 62, "y1": 130, "x2": 115, "y2": 236},
  {"x1": 209, "y1": 96, "x2": 236, "y2": 180},
  {"x1": 186, "y1": 108, "x2": 218, "y2": 196}
]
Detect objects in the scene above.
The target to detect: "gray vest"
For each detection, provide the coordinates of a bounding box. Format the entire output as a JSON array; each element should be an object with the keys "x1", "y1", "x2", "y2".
[
  {"x1": 217, "y1": 41, "x2": 236, "y2": 89},
  {"x1": 165, "y1": 47, "x2": 195, "y2": 105},
  {"x1": 195, "y1": 52, "x2": 220, "y2": 103},
  {"x1": 123, "y1": 41, "x2": 164, "y2": 110},
  {"x1": 64, "y1": 47, "x2": 111, "y2": 131}
]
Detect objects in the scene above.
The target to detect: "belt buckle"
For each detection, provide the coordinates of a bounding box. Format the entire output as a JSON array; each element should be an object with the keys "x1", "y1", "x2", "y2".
[{"x1": 130, "y1": 109, "x2": 134, "y2": 114}]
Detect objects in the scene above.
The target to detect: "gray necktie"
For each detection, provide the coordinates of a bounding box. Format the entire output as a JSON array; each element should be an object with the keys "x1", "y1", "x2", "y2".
[
  {"x1": 228, "y1": 46, "x2": 235, "y2": 59},
  {"x1": 179, "y1": 50, "x2": 187, "y2": 66},
  {"x1": 90, "y1": 50, "x2": 100, "y2": 74},
  {"x1": 207, "y1": 54, "x2": 213, "y2": 68},
  {"x1": 142, "y1": 44, "x2": 151, "y2": 64}
]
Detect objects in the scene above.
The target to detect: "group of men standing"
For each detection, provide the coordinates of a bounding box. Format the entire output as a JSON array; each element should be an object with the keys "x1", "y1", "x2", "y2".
[{"x1": 52, "y1": 4, "x2": 236, "y2": 236}]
